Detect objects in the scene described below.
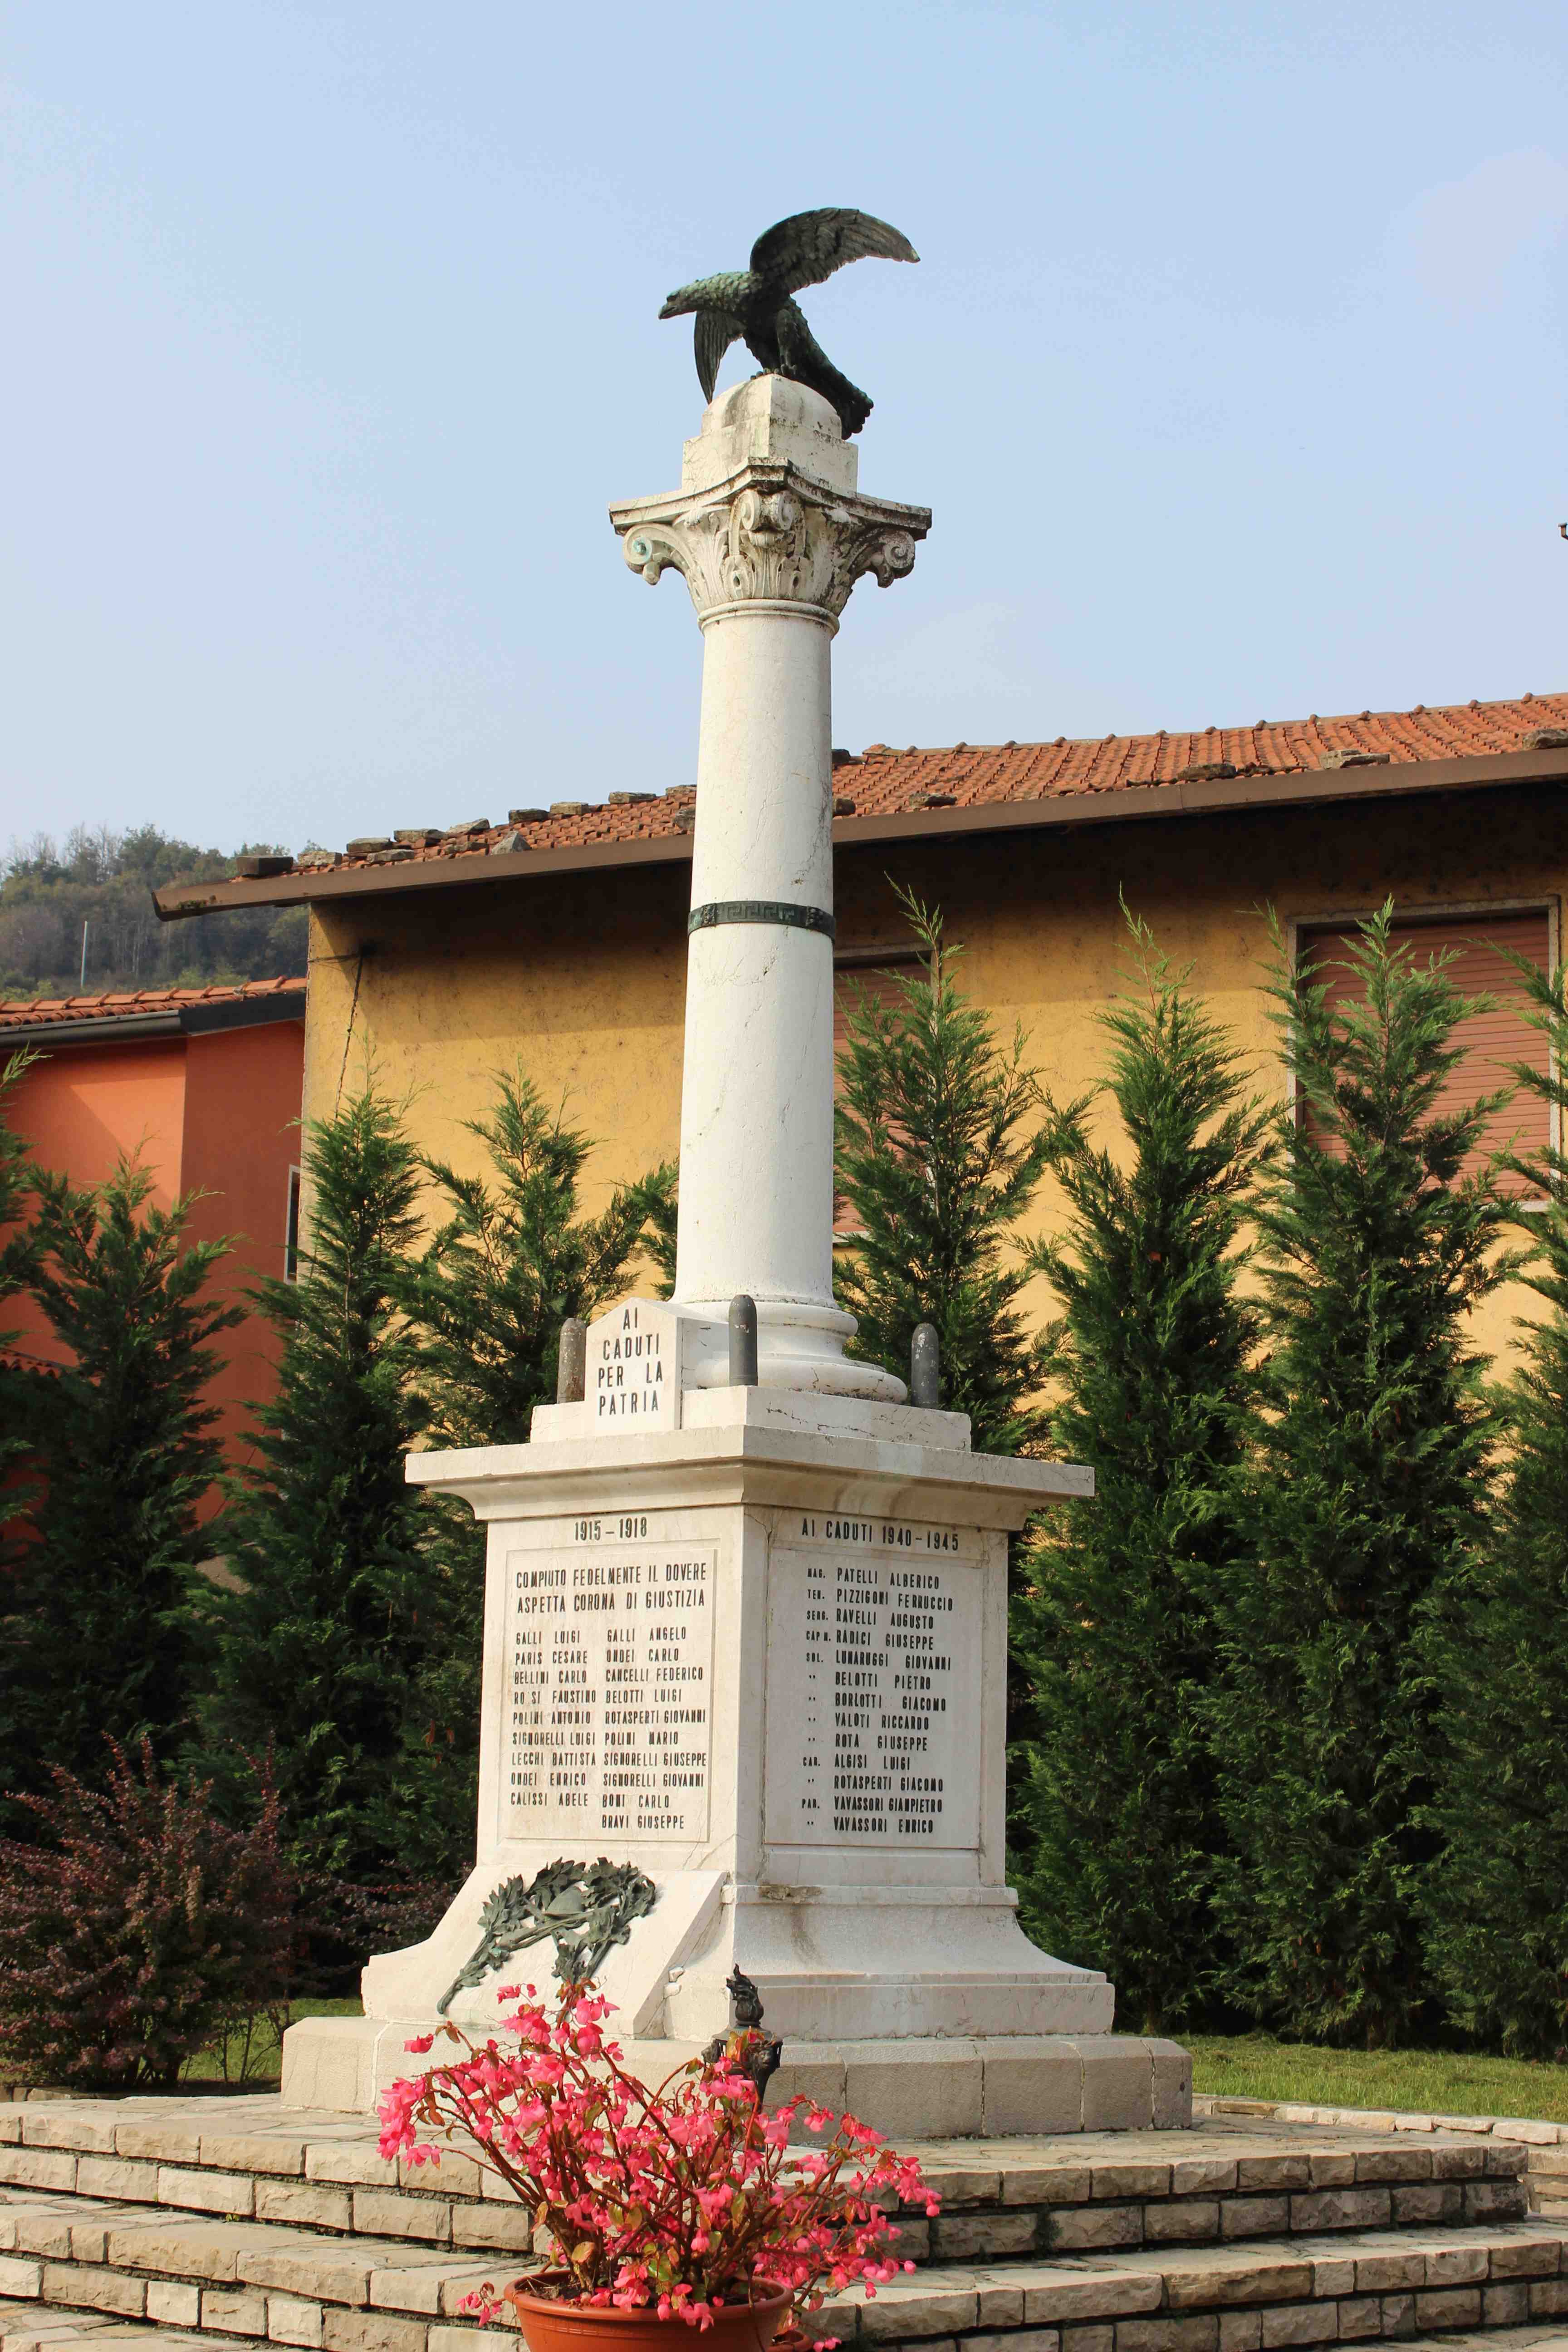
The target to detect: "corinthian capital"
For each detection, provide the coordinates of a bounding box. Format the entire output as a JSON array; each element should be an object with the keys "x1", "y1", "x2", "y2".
[{"x1": 610, "y1": 460, "x2": 930, "y2": 628}]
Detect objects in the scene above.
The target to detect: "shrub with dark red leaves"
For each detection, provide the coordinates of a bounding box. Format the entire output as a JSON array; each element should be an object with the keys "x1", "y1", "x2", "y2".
[
  {"x1": 0, "y1": 1739, "x2": 294, "y2": 2088},
  {"x1": 290, "y1": 1872, "x2": 452, "y2": 2000}
]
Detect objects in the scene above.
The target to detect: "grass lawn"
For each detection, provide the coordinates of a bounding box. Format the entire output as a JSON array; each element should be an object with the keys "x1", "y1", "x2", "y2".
[
  {"x1": 180, "y1": 1998, "x2": 362, "y2": 2087},
  {"x1": 1189, "y1": 2034, "x2": 1568, "y2": 2124}
]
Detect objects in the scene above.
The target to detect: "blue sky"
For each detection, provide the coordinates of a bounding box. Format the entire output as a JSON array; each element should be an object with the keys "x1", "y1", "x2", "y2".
[{"x1": 2, "y1": 1, "x2": 1566, "y2": 852}]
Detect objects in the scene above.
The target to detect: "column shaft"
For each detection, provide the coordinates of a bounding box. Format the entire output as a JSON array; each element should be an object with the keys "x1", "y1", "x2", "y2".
[
  {"x1": 609, "y1": 376, "x2": 929, "y2": 1399},
  {"x1": 675, "y1": 604, "x2": 837, "y2": 1317}
]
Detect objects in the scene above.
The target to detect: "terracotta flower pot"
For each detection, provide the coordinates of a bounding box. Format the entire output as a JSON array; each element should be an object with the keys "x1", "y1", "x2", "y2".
[{"x1": 506, "y1": 2280, "x2": 795, "y2": 2352}]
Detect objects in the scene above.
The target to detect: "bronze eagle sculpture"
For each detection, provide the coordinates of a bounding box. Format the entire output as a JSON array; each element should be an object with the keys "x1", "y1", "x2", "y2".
[{"x1": 658, "y1": 207, "x2": 918, "y2": 439}]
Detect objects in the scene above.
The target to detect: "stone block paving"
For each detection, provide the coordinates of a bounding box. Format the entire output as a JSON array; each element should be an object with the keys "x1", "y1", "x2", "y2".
[
  {"x1": 0, "y1": 2099, "x2": 1563, "y2": 2352},
  {"x1": 1195, "y1": 2101, "x2": 1568, "y2": 2233},
  {"x1": 1, "y1": 2103, "x2": 1530, "y2": 2259}
]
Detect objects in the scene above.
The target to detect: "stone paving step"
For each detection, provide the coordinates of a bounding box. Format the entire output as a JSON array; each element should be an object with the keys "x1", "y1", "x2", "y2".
[
  {"x1": 15, "y1": 2330, "x2": 1568, "y2": 2352},
  {"x1": 1525, "y1": 2156, "x2": 1568, "y2": 2223},
  {"x1": 0, "y1": 2327, "x2": 248, "y2": 2352},
  {"x1": 0, "y1": 2106, "x2": 1531, "y2": 2259},
  {"x1": 0, "y1": 2188, "x2": 518, "y2": 2339},
  {"x1": 833, "y1": 2221, "x2": 1568, "y2": 2345},
  {"x1": 16, "y1": 2331, "x2": 1568, "y2": 2352},
  {"x1": 1194, "y1": 2101, "x2": 1568, "y2": 2240},
  {"x1": 5, "y1": 2195, "x2": 1568, "y2": 2352}
]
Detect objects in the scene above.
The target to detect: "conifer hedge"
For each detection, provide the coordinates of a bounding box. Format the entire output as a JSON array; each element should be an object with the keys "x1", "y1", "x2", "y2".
[
  {"x1": 190, "y1": 1086, "x2": 481, "y2": 1888},
  {"x1": 1423, "y1": 960, "x2": 1568, "y2": 2055},
  {"x1": 1206, "y1": 908, "x2": 1512, "y2": 2047},
  {"x1": 1, "y1": 1157, "x2": 243, "y2": 1823},
  {"x1": 1013, "y1": 914, "x2": 1270, "y2": 2032},
  {"x1": 12, "y1": 902, "x2": 1568, "y2": 2060}
]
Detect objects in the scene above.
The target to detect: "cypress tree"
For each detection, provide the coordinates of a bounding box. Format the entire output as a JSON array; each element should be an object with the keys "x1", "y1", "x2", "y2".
[
  {"x1": 409, "y1": 1067, "x2": 676, "y2": 1445},
  {"x1": 1424, "y1": 959, "x2": 1568, "y2": 2053},
  {"x1": 193, "y1": 1087, "x2": 475, "y2": 1884},
  {"x1": 1208, "y1": 904, "x2": 1510, "y2": 2048},
  {"x1": 834, "y1": 892, "x2": 1052, "y2": 1453},
  {"x1": 0, "y1": 1158, "x2": 242, "y2": 1813},
  {"x1": 0, "y1": 1049, "x2": 38, "y2": 1279},
  {"x1": 0, "y1": 1050, "x2": 44, "y2": 1496},
  {"x1": 1013, "y1": 914, "x2": 1270, "y2": 2030}
]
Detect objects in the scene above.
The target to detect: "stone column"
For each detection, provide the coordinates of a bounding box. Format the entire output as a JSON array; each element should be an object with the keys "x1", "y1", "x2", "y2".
[
  {"x1": 610, "y1": 377, "x2": 929, "y2": 1399},
  {"x1": 280, "y1": 376, "x2": 1176, "y2": 2141}
]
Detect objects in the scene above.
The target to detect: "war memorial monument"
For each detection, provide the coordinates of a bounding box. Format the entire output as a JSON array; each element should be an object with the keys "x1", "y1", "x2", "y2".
[
  {"x1": 11, "y1": 210, "x2": 1563, "y2": 2352},
  {"x1": 281, "y1": 211, "x2": 1190, "y2": 2136}
]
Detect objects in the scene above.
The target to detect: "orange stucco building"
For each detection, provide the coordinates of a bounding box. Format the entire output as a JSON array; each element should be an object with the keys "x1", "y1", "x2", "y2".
[
  {"x1": 156, "y1": 693, "x2": 1568, "y2": 1382},
  {"x1": 0, "y1": 977, "x2": 306, "y2": 1509}
]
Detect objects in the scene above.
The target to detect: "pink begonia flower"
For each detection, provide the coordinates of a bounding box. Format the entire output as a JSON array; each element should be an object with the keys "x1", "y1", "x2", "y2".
[{"x1": 392, "y1": 1980, "x2": 937, "y2": 2331}]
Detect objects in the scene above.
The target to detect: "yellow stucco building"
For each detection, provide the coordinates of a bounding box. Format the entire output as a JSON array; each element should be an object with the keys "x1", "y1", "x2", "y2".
[{"x1": 163, "y1": 694, "x2": 1568, "y2": 1376}]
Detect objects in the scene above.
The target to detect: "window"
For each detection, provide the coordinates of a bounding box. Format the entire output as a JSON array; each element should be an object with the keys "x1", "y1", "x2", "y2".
[
  {"x1": 833, "y1": 951, "x2": 923, "y2": 1068},
  {"x1": 833, "y1": 950, "x2": 923, "y2": 1238},
  {"x1": 1295, "y1": 908, "x2": 1553, "y2": 1193},
  {"x1": 284, "y1": 1165, "x2": 302, "y2": 1281}
]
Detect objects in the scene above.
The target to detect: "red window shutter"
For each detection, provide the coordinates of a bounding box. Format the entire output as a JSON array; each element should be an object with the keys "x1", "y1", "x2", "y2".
[
  {"x1": 833, "y1": 960, "x2": 918, "y2": 1072},
  {"x1": 1297, "y1": 911, "x2": 1552, "y2": 1191},
  {"x1": 833, "y1": 957, "x2": 922, "y2": 1235}
]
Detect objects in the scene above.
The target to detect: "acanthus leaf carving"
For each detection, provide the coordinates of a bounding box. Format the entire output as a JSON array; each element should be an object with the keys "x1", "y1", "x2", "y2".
[{"x1": 613, "y1": 464, "x2": 927, "y2": 625}]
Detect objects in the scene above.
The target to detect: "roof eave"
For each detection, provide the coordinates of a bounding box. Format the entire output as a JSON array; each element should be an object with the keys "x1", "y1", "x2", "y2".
[
  {"x1": 0, "y1": 990, "x2": 307, "y2": 1051},
  {"x1": 151, "y1": 744, "x2": 1568, "y2": 923},
  {"x1": 0, "y1": 1009, "x2": 184, "y2": 1049}
]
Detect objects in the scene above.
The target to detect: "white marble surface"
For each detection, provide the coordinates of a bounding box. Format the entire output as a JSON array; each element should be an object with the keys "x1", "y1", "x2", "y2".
[
  {"x1": 499, "y1": 1532, "x2": 716, "y2": 1847},
  {"x1": 679, "y1": 373, "x2": 859, "y2": 495},
  {"x1": 284, "y1": 1415, "x2": 1110, "y2": 2114},
  {"x1": 608, "y1": 377, "x2": 928, "y2": 1401},
  {"x1": 762, "y1": 1528, "x2": 983, "y2": 1850}
]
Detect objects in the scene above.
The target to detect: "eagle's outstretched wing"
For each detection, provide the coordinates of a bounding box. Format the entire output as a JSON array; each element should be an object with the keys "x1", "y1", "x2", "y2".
[
  {"x1": 694, "y1": 309, "x2": 744, "y2": 401},
  {"x1": 750, "y1": 208, "x2": 918, "y2": 296}
]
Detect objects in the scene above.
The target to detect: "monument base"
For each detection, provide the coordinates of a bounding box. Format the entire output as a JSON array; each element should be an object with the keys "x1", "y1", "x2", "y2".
[
  {"x1": 280, "y1": 2012, "x2": 1188, "y2": 2137},
  {"x1": 280, "y1": 1385, "x2": 1189, "y2": 2138}
]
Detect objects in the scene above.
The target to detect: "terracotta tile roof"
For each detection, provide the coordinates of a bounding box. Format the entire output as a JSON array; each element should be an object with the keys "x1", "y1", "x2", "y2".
[
  {"x1": 289, "y1": 692, "x2": 1568, "y2": 875},
  {"x1": 0, "y1": 976, "x2": 304, "y2": 1032}
]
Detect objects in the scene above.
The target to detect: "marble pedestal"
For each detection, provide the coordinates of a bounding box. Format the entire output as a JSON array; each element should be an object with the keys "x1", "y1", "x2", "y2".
[{"x1": 279, "y1": 1387, "x2": 1187, "y2": 2136}]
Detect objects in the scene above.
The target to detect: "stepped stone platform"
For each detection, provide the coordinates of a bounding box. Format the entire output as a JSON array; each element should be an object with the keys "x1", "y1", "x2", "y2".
[
  {"x1": 2, "y1": 2096, "x2": 1566, "y2": 2352},
  {"x1": 1194, "y1": 2104, "x2": 1568, "y2": 2228}
]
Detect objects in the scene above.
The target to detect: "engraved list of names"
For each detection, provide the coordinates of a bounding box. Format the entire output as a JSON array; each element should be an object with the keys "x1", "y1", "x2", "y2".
[
  {"x1": 764, "y1": 1522, "x2": 982, "y2": 1850},
  {"x1": 501, "y1": 1532, "x2": 715, "y2": 1844}
]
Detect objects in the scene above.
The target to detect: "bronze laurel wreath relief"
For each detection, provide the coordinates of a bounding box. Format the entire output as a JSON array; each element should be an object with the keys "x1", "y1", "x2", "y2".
[{"x1": 438, "y1": 1859, "x2": 658, "y2": 2015}]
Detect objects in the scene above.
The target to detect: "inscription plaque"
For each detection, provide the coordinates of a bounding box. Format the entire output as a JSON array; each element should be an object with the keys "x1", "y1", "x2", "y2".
[
  {"x1": 764, "y1": 1519, "x2": 982, "y2": 1849},
  {"x1": 584, "y1": 1301, "x2": 684, "y2": 1428},
  {"x1": 502, "y1": 1539, "x2": 716, "y2": 1843}
]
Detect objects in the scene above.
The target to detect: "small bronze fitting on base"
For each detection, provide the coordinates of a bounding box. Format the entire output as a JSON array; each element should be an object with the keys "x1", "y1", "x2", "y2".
[{"x1": 703, "y1": 1965, "x2": 783, "y2": 2100}]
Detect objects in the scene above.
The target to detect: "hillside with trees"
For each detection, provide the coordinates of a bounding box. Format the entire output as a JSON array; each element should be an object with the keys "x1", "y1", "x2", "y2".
[{"x1": 0, "y1": 826, "x2": 307, "y2": 999}]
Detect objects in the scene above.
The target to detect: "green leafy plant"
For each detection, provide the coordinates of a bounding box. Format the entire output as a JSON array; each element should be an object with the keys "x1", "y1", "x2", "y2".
[
  {"x1": 834, "y1": 891, "x2": 1052, "y2": 1453},
  {"x1": 192, "y1": 1086, "x2": 478, "y2": 1886},
  {"x1": 0, "y1": 1157, "x2": 242, "y2": 1815},
  {"x1": 1208, "y1": 903, "x2": 1512, "y2": 2048},
  {"x1": 380, "y1": 1982, "x2": 936, "y2": 2332},
  {"x1": 0, "y1": 1738, "x2": 293, "y2": 2089},
  {"x1": 0, "y1": 1047, "x2": 39, "y2": 1274},
  {"x1": 0, "y1": 1048, "x2": 45, "y2": 1540},
  {"x1": 1014, "y1": 911, "x2": 1270, "y2": 2030},
  {"x1": 0, "y1": 822, "x2": 304, "y2": 1000},
  {"x1": 410, "y1": 1068, "x2": 676, "y2": 1445},
  {"x1": 1424, "y1": 956, "x2": 1568, "y2": 2054}
]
